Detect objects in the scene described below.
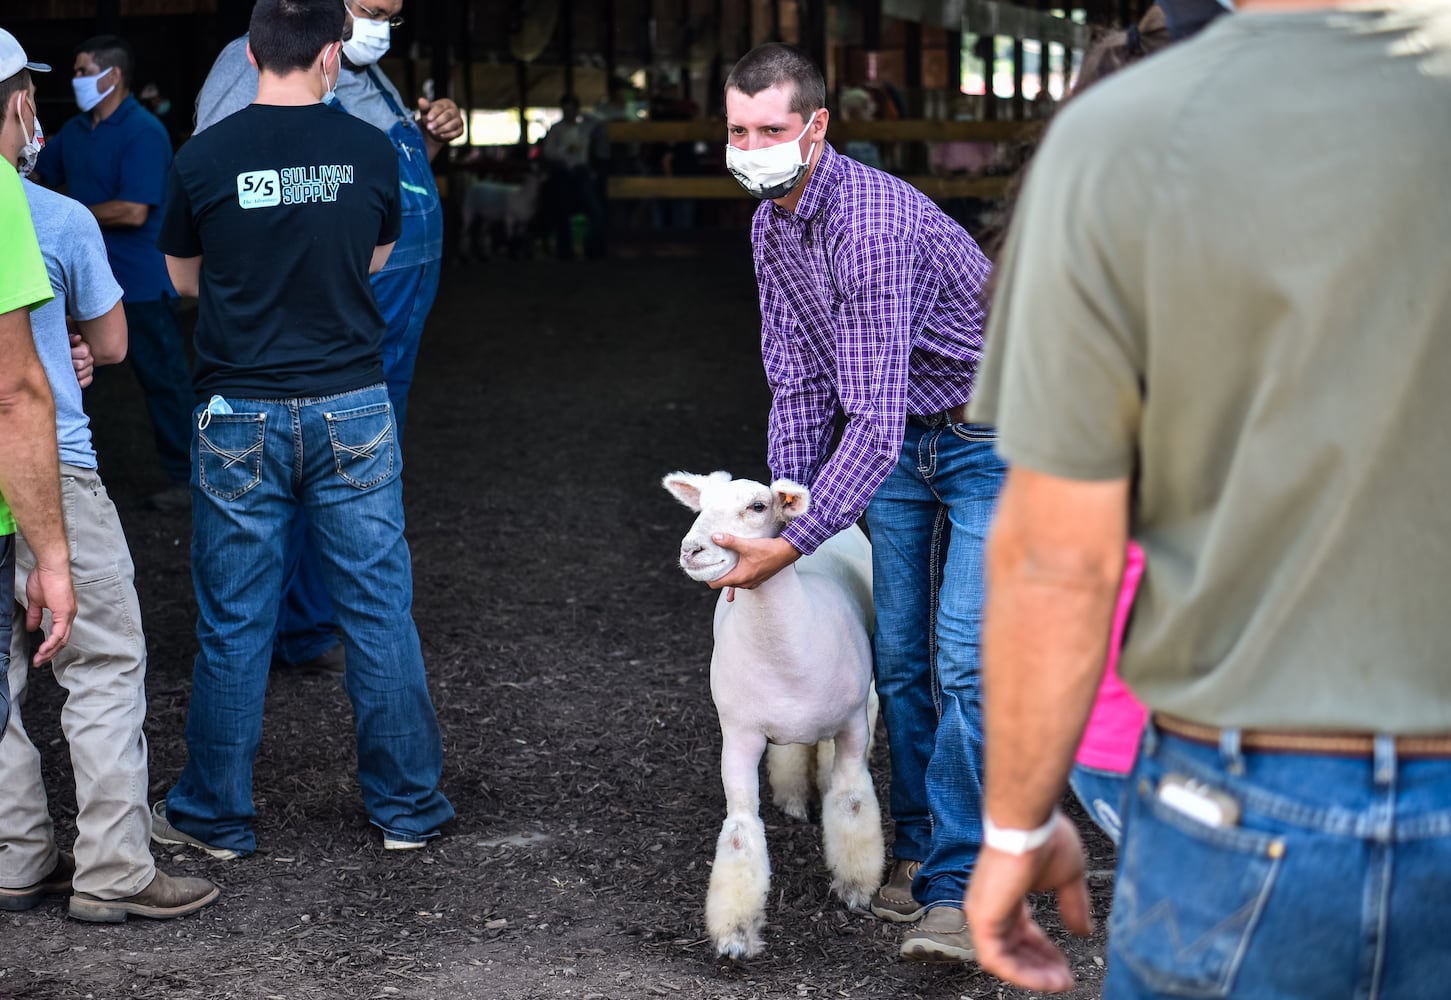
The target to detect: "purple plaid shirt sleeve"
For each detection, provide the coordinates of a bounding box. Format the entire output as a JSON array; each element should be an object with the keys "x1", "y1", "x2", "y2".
[
  {"x1": 773, "y1": 234, "x2": 915, "y2": 554},
  {"x1": 754, "y1": 144, "x2": 992, "y2": 555}
]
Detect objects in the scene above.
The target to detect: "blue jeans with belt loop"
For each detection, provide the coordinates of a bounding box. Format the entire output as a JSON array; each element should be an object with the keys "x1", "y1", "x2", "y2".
[
  {"x1": 165, "y1": 384, "x2": 453, "y2": 854},
  {"x1": 1107, "y1": 723, "x2": 1451, "y2": 998},
  {"x1": 864, "y1": 419, "x2": 1006, "y2": 910},
  {"x1": 273, "y1": 258, "x2": 443, "y2": 666}
]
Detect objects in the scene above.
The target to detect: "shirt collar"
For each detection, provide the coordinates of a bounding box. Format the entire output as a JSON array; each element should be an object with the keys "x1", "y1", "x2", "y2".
[
  {"x1": 93, "y1": 94, "x2": 137, "y2": 129},
  {"x1": 779, "y1": 141, "x2": 841, "y2": 223}
]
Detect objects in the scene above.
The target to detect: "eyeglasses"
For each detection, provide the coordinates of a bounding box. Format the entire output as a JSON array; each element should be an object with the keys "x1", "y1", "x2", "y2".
[{"x1": 347, "y1": 0, "x2": 404, "y2": 27}]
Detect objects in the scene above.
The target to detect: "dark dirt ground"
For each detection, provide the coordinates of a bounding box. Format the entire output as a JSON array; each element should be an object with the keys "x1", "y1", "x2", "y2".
[{"x1": 1, "y1": 233, "x2": 1117, "y2": 1000}]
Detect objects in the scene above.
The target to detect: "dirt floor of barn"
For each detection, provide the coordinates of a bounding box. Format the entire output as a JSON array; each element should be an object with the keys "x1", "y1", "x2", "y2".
[{"x1": 1, "y1": 235, "x2": 1117, "y2": 1000}]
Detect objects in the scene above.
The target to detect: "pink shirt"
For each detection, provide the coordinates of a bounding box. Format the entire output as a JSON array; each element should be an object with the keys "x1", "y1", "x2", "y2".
[{"x1": 1075, "y1": 542, "x2": 1147, "y2": 774}]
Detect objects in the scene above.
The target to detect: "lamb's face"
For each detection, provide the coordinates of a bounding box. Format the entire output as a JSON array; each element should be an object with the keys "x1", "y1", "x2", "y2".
[{"x1": 661, "y1": 472, "x2": 810, "y2": 584}]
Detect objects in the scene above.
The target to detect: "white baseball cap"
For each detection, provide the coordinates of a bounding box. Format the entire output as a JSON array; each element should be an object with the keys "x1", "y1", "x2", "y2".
[{"x1": 0, "y1": 28, "x2": 52, "y2": 81}]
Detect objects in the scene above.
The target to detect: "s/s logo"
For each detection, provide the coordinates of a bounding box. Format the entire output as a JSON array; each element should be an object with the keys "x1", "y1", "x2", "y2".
[{"x1": 236, "y1": 170, "x2": 281, "y2": 209}]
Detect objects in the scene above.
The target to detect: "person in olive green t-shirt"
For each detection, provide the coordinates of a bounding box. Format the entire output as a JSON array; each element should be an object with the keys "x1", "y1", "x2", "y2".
[
  {"x1": 0, "y1": 61, "x2": 77, "y2": 728},
  {"x1": 958, "y1": 0, "x2": 1451, "y2": 995}
]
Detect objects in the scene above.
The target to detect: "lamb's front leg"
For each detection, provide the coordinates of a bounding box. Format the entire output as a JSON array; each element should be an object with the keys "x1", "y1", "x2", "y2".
[
  {"x1": 707, "y1": 728, "x2": 771, "y2": 959},
  {"x1": 820, "y1": 712, "x2": 884, "y2": 912}
]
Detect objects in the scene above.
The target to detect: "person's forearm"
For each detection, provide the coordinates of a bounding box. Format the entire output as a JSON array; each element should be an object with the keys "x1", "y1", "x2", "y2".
[
  {"x1": 981, "y1": 527, "x2": 1123, "y2": 829},
  {"x1": 89, "y1": 199, "x2": 148, "y2": 229},
  {"x1": 0, "y1": 316, "x2": 67, "y2": 566}
]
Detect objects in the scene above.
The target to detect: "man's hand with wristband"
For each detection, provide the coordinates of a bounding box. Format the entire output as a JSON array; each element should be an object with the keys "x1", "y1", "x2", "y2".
[{"x1": 966, "y1": 808, "x2": 1095, "y2": 993}]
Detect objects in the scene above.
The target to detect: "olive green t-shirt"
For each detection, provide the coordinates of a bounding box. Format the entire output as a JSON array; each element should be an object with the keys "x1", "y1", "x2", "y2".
[
  {"x1": 972, "y1": 3, "x2": 1451, "y2": 732},
  {"x1": 0, "y1": 161, "x2": 56, "y2": 536}
]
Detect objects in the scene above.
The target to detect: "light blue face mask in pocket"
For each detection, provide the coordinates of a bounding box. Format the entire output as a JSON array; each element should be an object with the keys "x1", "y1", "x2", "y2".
[{"x1": 197, "y1": 393, "x2": 233, "y2": 430}]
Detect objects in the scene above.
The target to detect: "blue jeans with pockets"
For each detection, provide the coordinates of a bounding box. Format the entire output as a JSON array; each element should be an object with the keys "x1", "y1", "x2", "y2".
[
  {"x1": 864, "y1": 420, "x2": 1006, "y2": 909},
  {"x1": 166, "y1": 384, "x2": 453, "y2": 854},
  {"x1": 1107, "y1": 723, "x2": 1451, "y2": 999}
]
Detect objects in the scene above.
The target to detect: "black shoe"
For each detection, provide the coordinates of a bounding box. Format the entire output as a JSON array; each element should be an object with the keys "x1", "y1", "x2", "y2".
[
  {"x1": 145, "y1": 485, "x2": 191, "y2": 512},
  {"x1": 277, "y1": 644, "x2": 345, "y2": 676}
]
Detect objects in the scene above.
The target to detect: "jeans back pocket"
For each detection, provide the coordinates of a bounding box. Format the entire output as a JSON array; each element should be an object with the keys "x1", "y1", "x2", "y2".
[
  {"x1": 196, "y1": 413, "x2": 266, "y2": 502},
  {"x1": 324, "y1": 401, "x2": 397, "y2": 490},
  {"x1": 1110, "y1": 773, "x2": 1285, "y2": 998}
]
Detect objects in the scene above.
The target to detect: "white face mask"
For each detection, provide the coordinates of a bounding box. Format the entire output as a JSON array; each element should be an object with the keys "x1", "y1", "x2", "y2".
[
  {"x1": 342, "y1": 14, "x2": 392, "y2": 66},
  {"x1": 19, "y1": 97, "x2": 43, "y2": 178},
  {"x1": 72, "y1": 68, "x2": 116, "y2": 112},
  {"x1": 725, "y1": 112, "x2": 818, "y2": 201}
]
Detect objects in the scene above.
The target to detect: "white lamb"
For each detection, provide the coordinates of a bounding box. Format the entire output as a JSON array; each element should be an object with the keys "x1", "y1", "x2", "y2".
[{"x1": 662, "y1": 470, "x2": 884, "y2": 959}]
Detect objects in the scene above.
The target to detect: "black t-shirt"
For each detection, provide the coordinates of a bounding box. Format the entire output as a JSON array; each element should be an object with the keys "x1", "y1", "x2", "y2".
[{"x1": 159, "y1": 102, "x2": 401, "y2": 397}]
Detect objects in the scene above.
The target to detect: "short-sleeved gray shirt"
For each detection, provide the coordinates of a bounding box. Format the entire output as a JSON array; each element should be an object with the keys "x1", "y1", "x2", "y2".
[
  {"x1": 23, "y1": 180, "x2": 123, "y2": 471},
  {"x1": 972, "y1": 3, "x2": 1451, "y2": 733}
]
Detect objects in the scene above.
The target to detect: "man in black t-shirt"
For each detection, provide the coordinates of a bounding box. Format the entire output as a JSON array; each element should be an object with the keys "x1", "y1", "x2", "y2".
[{"x1": 152, "y1": 0, "x2": 453, "y2": 861}]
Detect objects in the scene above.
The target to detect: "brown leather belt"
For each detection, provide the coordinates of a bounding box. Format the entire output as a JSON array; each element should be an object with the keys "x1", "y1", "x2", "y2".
[
  {"x1": 1154, "y1": 713, "x2": 1451, "y2": 758},
  {"x1": 909, "y1": 402, "x2": 973, "y2": 427}
]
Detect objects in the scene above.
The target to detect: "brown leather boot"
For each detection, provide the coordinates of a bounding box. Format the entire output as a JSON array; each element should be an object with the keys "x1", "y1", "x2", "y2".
[
  {"x1": 0, "y1": 852, "x2": 75, "y2": 911},
  {"x1": 68, "y1": 869, "x2": 220, "y2": 923},
  {"x1": 869, "y1": 858, "x2": 924, "y2": 922},
  {"x1": 899, "y1": 904, "x2": 976, "y2": 963}
]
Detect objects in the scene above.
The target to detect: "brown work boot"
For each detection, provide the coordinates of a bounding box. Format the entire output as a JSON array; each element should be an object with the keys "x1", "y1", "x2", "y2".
[
  {"x1": 870, "y1": 858, "x2": 924, "y2": 922},
  {"x1": 0, "y1": 852, "x2": 75, "y2": 911},
  {"x1": 899, "y1": 904, "x2": 976, "y2": 963},
  {"x1": 68, "y1": 869, "x2": 220, "y2": 923}
]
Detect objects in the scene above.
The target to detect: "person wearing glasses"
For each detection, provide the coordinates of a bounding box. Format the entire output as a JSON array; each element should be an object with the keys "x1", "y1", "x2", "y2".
[{"x1": 192, "y1": 0, "x2": 462, "y2": 679}]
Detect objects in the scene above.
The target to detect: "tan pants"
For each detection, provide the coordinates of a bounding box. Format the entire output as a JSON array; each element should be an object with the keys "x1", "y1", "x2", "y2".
[{"x1": 0, "y1": 465, "x2": 154, "y2": 898}]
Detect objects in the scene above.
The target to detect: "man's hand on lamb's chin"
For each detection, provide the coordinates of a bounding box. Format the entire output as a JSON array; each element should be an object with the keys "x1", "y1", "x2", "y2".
[{"x1": 708, "y1": 535, "x2": 802, "y2": 596}]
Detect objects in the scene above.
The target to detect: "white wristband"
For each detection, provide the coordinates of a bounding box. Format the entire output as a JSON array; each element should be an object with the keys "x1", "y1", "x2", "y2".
[{"x1": 982, "y1": 809, "x2": 1059, "y2": 856}]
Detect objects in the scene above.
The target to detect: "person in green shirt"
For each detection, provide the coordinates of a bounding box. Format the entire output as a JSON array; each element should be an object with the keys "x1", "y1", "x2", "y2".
[{"x1": 0, "y1": 31, "x2": 77, "y2": 738}]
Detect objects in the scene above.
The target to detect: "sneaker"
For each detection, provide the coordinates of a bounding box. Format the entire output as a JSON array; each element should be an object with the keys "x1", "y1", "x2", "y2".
[
  {"x1": 0, "y1": 852, "x2": 75, "y2": 912},
  {"x1": 69, "y1": 869, "x2": 219, "y2": 923},
  {"x1": 383, "y1": 836, "x2": 428, "y2": 851},
  {"x1": 899, "y1": 904, "x2": 977, "y2": 963},
  {"x1": 870, "y1": 858, "x2": 924, "y2": 922},
  {"x1": 150, "y1": 801, "x2": 241, "y2": 861}
]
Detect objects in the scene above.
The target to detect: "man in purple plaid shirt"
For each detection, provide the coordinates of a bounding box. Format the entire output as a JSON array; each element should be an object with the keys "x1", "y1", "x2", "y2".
[{"x1": 712, "y1": 43, "x2": 1005, "y2": 963}]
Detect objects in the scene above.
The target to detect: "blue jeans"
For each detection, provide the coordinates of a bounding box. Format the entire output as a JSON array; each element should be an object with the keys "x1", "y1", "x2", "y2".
[
  {"x1": 121, "y1": 297, "x2": 196, "y2": 485},
  {"x1": 863, "y1": 420, "x2": 1006, "y2": 908},
  {"x1": 1107, "y1": 725, "x2": 1451, "y2": 998},
  {"x1": 273, "y1": 259, "x2": 442, "y2": 665},
  {"x1": 167, "y1": 384, "x2": 453, "y2": 854},
  {"x1": 1070, "y1": 763, "x2": 1128, "y2": 847}
]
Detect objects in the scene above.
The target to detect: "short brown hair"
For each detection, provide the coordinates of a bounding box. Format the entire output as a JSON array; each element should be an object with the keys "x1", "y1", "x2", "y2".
[
  {"x1": 725, "y1": 43, "x2": 825, "y2": 119},
  {"x1": 0, "y1": 68, "x2": 32, "y2": 112}
]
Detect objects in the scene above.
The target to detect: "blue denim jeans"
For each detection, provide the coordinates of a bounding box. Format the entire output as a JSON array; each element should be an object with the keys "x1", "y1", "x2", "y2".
[
  {"x1": 166, "y1": 384, "x2": 453, "y2": 854},
  {"x1": 1107, "y1": 724, "x2": 1451, "y2": 998},
  {"x1": 863, "y1": 420, "x2": 1006, "y2": 908},
  {"x1": 1070, "y1": 762, "x2": 1128, "y2": 847},
  {"x1": 273, "y1": 259, "x2": 441, "y2": 665},
  {"x1": 120, "y1": 297, "x2": 196, "y2": 485}
]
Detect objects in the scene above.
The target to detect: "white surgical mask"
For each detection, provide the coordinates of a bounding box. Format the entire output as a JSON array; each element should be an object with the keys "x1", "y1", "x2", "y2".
[
  {"x1": 342, "y1": 14, "x2": 392, "y2": 66},
  {"x1": 72, "y1": 69, "x2": 116, "y2": 112},
  {"x1": 725, "y1": 113, "x2": 818, "y2": 201},
  {"x1": 19, "y1": 101, "x2": 44, "y2": 179}
]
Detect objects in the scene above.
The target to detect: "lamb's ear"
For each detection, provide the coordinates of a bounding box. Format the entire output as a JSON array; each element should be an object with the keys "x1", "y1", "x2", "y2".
[
  {"x1": 662, "y1": 472, "x2": 710, "y2": 511},
  {"x1": 769, "y1": 478, "x2": 811, "y2": 521}
]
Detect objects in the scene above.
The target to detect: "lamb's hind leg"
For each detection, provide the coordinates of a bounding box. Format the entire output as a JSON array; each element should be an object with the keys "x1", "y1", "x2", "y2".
[
  {"x1": 820, "y1": 712, "x2": 884, "y2": 912},
  {"x1": 766, "y1": 742, "x2": 814, "y2": 820},
  {"x1": 707, "y1": 730, "x2": 771, "y2": 959}
]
